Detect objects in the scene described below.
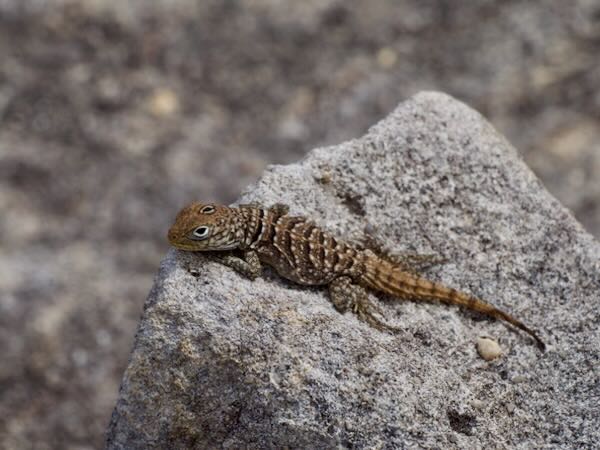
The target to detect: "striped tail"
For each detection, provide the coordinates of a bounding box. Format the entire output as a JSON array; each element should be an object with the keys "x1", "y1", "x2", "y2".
[{"x1": 360, "y1": 256, "x2": 545, "y2": 350}]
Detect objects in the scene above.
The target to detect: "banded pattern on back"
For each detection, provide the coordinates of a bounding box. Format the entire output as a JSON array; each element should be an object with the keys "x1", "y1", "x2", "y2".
[
  {"x1": 242, "y1": 208, "x2": 363, "y2": 284},
  {"x1": 272, "y1": 215, "x2": 305, "y2": 268},
  {"x1": 245, "y1": 207, "x2": 264, "y2": 247}
]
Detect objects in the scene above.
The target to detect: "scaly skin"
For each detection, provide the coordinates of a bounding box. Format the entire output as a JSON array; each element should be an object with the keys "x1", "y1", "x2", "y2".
[{"x1": 167, "y1": 202, "x2": 545, "y2": 350}]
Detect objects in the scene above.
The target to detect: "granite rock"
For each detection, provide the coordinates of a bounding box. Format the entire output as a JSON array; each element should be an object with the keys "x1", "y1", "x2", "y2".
[{"x1": 107, "y1": 92, "x2": 600, "y2": 449}]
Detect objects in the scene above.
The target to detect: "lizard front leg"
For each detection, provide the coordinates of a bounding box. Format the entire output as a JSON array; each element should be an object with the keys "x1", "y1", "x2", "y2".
[
  {"x1": 269, "y1": 203, "x2": 289, "y2": 216},
  {"x1": 216, "y1": 250, "x2": 262, "y2": 280},
  {"x1": 239, "y1": 202, "x2": 289, "y2": 216},
  {"x1": 329, "y1": 276, "x2": 400, "y2": 333}
]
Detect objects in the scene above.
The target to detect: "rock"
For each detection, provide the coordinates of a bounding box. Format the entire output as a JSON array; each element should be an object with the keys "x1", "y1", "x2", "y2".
[
  {"x1": 146, "y1": 87, "x2": 180, "y2": 118},
  {"x1": 476, "y1": 336, "x2": 502, "y2": 361},
  {"x1": 106, "y1": 92, "x2": 600, "y2": 449}
]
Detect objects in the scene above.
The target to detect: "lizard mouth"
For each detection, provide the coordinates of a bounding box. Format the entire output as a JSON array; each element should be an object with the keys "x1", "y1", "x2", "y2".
[
  {"x1": 169, "y1": 239, "x2": 239, "y2": 252},
  {"x1": 171, "y1": 243, "x2": 202, "y2": 251},
  {"x1": 167, "y1": 227, "x2": 180, "y2": 245}
]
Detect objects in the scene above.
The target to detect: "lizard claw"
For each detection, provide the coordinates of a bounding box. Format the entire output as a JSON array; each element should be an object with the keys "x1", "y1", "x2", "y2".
[{"x1": 354, "y1": 300, "x2": 402, "y2": 334}]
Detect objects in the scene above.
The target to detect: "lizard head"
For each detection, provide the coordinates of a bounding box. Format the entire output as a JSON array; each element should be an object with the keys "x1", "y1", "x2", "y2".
[{"x1": 167, "y1": 202, "x2": 243, "y2": 251}]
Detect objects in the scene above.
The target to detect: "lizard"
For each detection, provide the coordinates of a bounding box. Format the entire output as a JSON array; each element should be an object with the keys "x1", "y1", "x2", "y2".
[{"x1": 167, "y1": 202, "x2": 545, "y2": 351}]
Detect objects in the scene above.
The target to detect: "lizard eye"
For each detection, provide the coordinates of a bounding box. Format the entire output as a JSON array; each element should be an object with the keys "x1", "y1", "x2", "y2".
[
  {"x1": 200, "y1": 205, "x2": 216, "y2": 214},
  {"x1": 191, "y1": 226, "x2": 210, "y2": 240}
]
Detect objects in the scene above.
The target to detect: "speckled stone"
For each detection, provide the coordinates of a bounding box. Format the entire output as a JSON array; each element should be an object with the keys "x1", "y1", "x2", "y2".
[{"x1": 107, "y1": 92, "x2": 600, "y2": 449}]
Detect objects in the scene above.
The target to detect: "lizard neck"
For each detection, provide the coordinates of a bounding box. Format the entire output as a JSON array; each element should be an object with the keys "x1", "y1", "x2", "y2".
[{"x1": 238, "y1": 206, "x2": 267, "y2": 250}]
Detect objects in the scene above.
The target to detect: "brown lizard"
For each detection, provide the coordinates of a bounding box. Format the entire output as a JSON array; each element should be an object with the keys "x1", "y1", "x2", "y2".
[{"x1": 167, "y1": 202, "x2": 545, "y2": 350}]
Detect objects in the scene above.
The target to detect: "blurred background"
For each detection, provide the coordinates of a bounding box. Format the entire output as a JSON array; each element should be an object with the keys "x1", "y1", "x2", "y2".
[{"x1": 0, "y1": 1, "x2": 598, "y2": 448}]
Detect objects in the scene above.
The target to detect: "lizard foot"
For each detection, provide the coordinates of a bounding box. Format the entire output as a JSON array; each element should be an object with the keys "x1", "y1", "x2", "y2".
[
  {"x1": 214, "y1": 250, "x2": 262, "y2": 280},
  {"x1": 329, "y1": 276, "x2": 401, "y2": 333}
]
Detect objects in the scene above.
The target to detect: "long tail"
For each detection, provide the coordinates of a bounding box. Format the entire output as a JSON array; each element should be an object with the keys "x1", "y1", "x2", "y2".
[{"x1": 360, "y1": 256, "x2": 545, "y2": 350}]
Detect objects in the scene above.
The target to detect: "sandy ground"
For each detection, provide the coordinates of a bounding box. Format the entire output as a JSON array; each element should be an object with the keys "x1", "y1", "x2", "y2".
[{"x1": 0, "y1": 1, "x2": 598, "y2": 448}]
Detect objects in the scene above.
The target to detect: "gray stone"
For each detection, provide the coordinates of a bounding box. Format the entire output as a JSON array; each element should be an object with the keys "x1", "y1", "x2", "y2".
[{"x1": 106, "y1": 92, "x2": 600, "y2": 449}]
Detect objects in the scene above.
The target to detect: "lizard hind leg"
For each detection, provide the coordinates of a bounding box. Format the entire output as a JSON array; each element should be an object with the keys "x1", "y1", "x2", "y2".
[
  {"x1": 388, "y1": 253, "x2": 448, "y2": 273},
  {"x1": 358, "y1": 236, "x2": 446, "y2": 274},
  {"x1": 329, "y1": 276, "x2": 400, "y2": 333}
]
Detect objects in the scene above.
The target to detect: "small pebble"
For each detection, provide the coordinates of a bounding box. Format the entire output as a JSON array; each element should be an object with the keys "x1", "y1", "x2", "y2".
[
  {"x1": 471, "y1": 399, "x2": 484, "y2": 410},
  {"x1": 476, "y1": 336, "x2": 502, "y2": 360},
  {"x1": 512, "y1": 374, "x2": 527, "y2": 383}
]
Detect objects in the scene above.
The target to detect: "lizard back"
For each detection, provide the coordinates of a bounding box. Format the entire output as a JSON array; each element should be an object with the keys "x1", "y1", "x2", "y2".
[{"x1": 241, "y1": 206, "x2": 364, "y2": 286}]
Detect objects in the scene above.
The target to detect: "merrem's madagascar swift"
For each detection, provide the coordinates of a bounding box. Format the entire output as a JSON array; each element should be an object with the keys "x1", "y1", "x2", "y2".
[{"x1": 168, "y1": 202, "x2": 545, "y2": 350}]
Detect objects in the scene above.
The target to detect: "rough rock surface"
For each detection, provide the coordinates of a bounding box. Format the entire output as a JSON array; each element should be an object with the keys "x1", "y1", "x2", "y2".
[
  {"x1": 4, "y1": 3, "x2": 600, "y2": 448},
  {"x1": 107, "y1": 93, "x2": 600, "y2": 449}
]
